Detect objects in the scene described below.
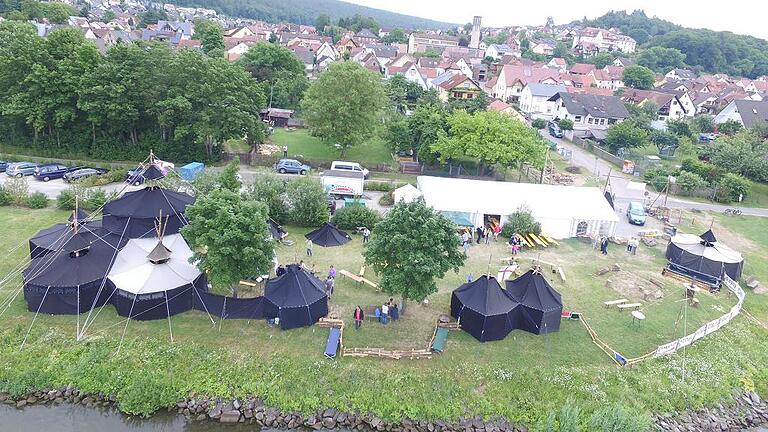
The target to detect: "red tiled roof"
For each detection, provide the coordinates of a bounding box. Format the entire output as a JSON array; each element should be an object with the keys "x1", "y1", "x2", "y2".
[{"x1": 569, "y1": 63, "x2": 596, "y2": 75}]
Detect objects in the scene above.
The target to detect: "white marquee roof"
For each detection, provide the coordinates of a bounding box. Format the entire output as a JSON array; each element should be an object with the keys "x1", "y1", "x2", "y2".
[
  {"x1": 416, "y1": 176, "x2": 619, "y2": 224},
  {"x1": 393, "y1": 183, "x2": 422, "y2": 203},
  {"x1": 108, "y1": 234, "x2": 202, "y2": 295},
  {"x1": 670, "y1": 233, "x2": 743, "y2": 264}
]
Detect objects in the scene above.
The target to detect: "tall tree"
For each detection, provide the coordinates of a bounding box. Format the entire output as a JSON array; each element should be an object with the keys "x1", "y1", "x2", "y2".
[
  {"x1": 432, "y1": 110, "x2": 546, "y2": 174},
  {"x1": 635, "y1": 46, "x2": 686, "y2": 73},
  {"x1": 193, "y1": 19, "x2": 224, "y2": 55},
  {"x1": 238, "y1": 42, "x2": 308, "y2": 109},
  {"x1": 363, "y1": 199, "x2": 466, "y2": 313},
  {"x1": 301, "y1": 61, "x2": 386, "y2": 157},
  {"x1": 605, "y1": 120, "x2": 648, "y2": 152},
  {"x1": 622, "y1": 65, "x2": 656, "y2": 89},
  {"x1": 182, "y1": 189, "x2": 274, "y2": 297}
]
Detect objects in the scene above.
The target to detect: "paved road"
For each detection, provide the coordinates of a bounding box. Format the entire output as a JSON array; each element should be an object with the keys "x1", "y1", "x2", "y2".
[
  {"x1": 0, "y1": 174, "x2": 141, "y2": 199},
  {"x1": 541, "y1": 131, "x2": 768, "y2": 218}
]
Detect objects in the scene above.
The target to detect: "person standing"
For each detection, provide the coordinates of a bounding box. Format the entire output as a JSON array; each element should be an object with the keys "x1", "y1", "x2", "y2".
[
  {"x1": 484, "y1": 226, "x2": 490, "y2": 244},
  {"x1": 306, "y1": 238, "x2": 313, "y2": 257},
  {"x1": 353, "y1": 306, "x2": 364, "y2": 330},
  {"x1": 362, "y1": 227, "x2": 370, "y2": 243},
  {"x1": 380, "y1": 301, "x2": 389, "y2": 325},
  {"x1": 475, "y1": 226, "x2": 483, "y2": 244},
  {"x1": 600, "y1": 237, "x2": 609, "y2": 255},
  {"x1": 325, "y1": 277, "x2": 334, "y2": 298},
  {"x1": 328, "y1": 265, "x2": 336, "y2": 280},
  {"x1": 282, "y1": 145, "x2": 288, "y2": 158},
  {"x1": 462, "y1": 230, "x2": 470, "y2": 253}
]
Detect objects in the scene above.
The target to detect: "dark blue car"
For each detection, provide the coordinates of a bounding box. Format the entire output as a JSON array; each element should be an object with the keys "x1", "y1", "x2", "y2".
[
  {"x1": 274, "y1": 159, "x2": 310, "y2": 175},
  {"x1": 33, "y1": 163, "x2": 79, "y2": 182}
]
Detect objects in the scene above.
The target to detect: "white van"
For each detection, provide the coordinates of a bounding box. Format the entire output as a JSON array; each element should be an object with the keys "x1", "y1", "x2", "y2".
[{"x1": 330, "y1": 161, "x2": 369, "y2": 178}]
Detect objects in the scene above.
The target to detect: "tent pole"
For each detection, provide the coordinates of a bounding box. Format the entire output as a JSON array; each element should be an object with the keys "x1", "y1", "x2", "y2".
[
  {"x1": 21, "y1": 285, "x2": 50, "y2": 350},
  {"x1": 219, "y1": 297, "x2": 226, "y2": 333},
  {"x1": 77, "y1": 286, "x2": 80, "y2": 341},
  {"x1": 117, "y1": 294, "x2": 138, "y2": 355},
  {"x1": 165, "y1": 291, "x2": 174, "y2": 344}
]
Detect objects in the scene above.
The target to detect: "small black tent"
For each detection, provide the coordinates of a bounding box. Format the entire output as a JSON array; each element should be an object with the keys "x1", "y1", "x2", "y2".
[
  {"x1": 267, "y1": 218, "x2": 287, "y2": 241},
  {"x1": 263, "y1": 264, "x2": 328, "y2": 329},
  {"x1": 665, "y1": 230, "x2": 743, "y2": 285},
  {"x1": 68, "y1": 208, "x2": 90, "y2": 223},
  {"x1": 450, "y1": 275, "x2": 520, "y2": 342},
  {"x1": 28, "y1": 220, "x2": 123, "y2": 259},
  {"x1": 505, "y1": 269, "x2": 563, "y2": 335},
  {"x1": 102, "y1": 186, "x2": 195, "y2": 238},
  {"x1": 23, "y1": 240, "x2": 118, "y2": 315},
  {"x1": 304, "y1": 223, "x2": 350, "y2": 247},
  {"x1": 142, "y1": 164, "x2": 167, "y2": 181}
]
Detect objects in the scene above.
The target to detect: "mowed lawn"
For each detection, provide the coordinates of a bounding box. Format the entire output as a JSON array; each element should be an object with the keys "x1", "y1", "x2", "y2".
[
  {"x1": 270, "y1": 128, "x2": 393, "y2": 166},
  {"x1": 0, "y1": 206, "x2": 766, "y2": 426}
]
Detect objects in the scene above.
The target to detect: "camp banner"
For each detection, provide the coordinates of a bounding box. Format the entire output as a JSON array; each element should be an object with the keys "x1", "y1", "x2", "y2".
[{"x1": 655, "y1": 340, "x2": 679, "y2": 357}]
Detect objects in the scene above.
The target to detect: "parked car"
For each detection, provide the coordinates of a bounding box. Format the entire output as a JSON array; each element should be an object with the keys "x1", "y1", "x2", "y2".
[
  {"x1": 33, "y1": 163, "x2": 78, "y2": 182},
  {"x1": 330, "y1": 160, "x2": 369, "y2": 178},
  {"x1": 64, "y1": 168, "x2": 107, "y2": 183},
  {"x1": 0, "y1": 161, "x2": 10, "y2": 172},
  {"x1": 5, "y1": 162, "x2": 39, "y2": 177},
  {"x1": 548, "y1": 122, "x2": 563, "y2": 138},
  {"x1": 274, "y1": 159, "x2": 310, "y2": 175},
  {"x1": 626, "y1": 201, "x2": 647, "y2": 226},
  {"x1": 126, "y1": 168, "x2": 146, "y2": 185}
]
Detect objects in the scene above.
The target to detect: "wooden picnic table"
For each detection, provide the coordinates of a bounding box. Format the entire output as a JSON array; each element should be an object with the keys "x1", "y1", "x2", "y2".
[{"x1": 617, "y1": 303, "x2": 642, "y2": 311}]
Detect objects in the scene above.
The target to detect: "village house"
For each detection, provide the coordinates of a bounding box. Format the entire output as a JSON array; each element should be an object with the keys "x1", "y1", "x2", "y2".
[
  {"x1": 548, "y1": 92, "x2": 629, "y2": 136},
  {"x1": 485, "y1": 44, "x2": 510, "y2": 60},
  {"x1": 519, "y1": 83, "x2": 566, "y2": 120},
  {"x1": 572, "y1": 27, "x2": 636, "y2": 55},
  {"x1": 714, "y1": 99, "x2": 768, "y2": 127},
  {"x1": 493, "y1": 64, "x2": 562, "y2": 102},
  {"x1": 620, "y1": 89, "x2": 691, "y2": 121},
  {"x1": 433, "y1": 73, "x2": 483, "y2": 102},
  {"x1": 407, "y1": 32, "x2": 459, "y2": 54},
  {"x1": 546, "y1": 58, "x2": 568, "y2": 73},
  {"x1": 665, "y1": 68, "x2": 697, "y2": 81}
]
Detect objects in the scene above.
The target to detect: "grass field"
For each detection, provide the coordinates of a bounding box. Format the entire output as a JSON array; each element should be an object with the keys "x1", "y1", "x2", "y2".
[
  {"x1": 269, "y1": 129, "x2": 394, "y2": 166},
  {"x1": 0, "y1": 206, "x2": 766, "y2": 429}
]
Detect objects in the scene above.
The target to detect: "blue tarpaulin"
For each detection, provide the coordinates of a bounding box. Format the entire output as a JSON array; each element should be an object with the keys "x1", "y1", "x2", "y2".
[
  {"x1": 441, "y1": 211, "x2": 474, "y2": 227},
  {"x1": 180, "y1": 162, "x2": 204, "y2": 181}
]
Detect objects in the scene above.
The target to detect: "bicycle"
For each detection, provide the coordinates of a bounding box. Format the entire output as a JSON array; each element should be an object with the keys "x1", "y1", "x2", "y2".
[{"x1": 723, "y1": 208, "x2": 742, "y2": 216}]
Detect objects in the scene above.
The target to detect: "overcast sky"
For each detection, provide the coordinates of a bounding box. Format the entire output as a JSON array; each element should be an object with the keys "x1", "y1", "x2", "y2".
[{"x1": 343, "y1": 0, "x2": 768, "y2": 41}]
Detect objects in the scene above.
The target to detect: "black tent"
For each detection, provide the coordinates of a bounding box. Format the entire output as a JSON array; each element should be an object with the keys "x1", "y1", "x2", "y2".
[
  {"x1": 505, "y1": 270, "x2": 563, "y2": 335},
  {"x1": 267, "y1": 218, "x2": 286, "y2": 241},
  {"x1": 102, "y1": 186, "x2": 195, "y2": 238},
  {"x1": 142, "y1": 164, "x2": 167, "y2": 181},
  {"x1": 23, "y1": 240, "x2": 118, "y2": 315},
  {"x1": 28, "y1": 220, "x2": 124, "y2": 259},
  {"x1": 304, "y1": 223, "x2": 350, "y2": 247},
  {"x1": 263, "y1": 264, "x2": 328, "y2": 329},
  {"x1": 68, "y1": 208, "x2": 90, "y2": 223},
  {"x1": 450, "y1": 275, "x2": 520, "y2": 342},
  {"x1": 665, "y1": 230, "x2": 743, "y2": 286}
]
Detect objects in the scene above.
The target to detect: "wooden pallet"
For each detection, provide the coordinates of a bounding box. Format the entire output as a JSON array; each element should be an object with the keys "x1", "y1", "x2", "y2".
[
  {"x1": 317, "y1": 317, "x2": 345, "y2": 329},
  {"x1": 342, "y1": 347, "x2": 432, "y2": 360}
]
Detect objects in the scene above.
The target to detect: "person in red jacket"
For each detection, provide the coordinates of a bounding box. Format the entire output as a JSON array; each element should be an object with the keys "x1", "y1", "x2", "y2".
[{"x1": 353, "y1": 305, "x2": 364, "y2": 330}]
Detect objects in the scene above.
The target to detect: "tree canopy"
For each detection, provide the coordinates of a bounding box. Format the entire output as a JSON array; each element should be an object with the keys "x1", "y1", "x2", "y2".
[
  {"x1": 238, "y1": 42, "x2": 308, "y2": 109},
  {"x1": 605, "y1": 120, "x2": 648, "y2": 152},
  {"x1": 363, "y1": 198, "x2": 466, "y2": 311},
  {"x1": 0, "y1": 22, "x2": 265, "y2": 161},
  {"x1": 635, "y1": 46, "x2": 686, "y2": 73},
  {"x1": 622, "y1": 65, "x2": 655, "y2": 90},
  {"x1": 431, "y1": 110, "x2": 546, "y2": 172},
  {"x1": 182, "y1": 188, "x2": 274, "y2": 294},
  {"x1": 301, "y1": 61, "x2": 386, "y2": 156}
]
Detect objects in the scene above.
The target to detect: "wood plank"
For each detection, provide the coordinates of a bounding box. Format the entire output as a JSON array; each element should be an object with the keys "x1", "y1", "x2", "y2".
[
  {"x1": 239, "y1": 280, "x2": 258, "y2": 287},
  {"x1": 339, "y1": 269, "x2": 364, "y2": 283},
  {"x1": 519, "y1": 235, "x2": 533, "y2": 248},
  {"x1": 542, "y1": 234, "x2": 560, "y2": 246},
  {"x1": 532, "y1": 233, "x2": 549, "y2": 247}
]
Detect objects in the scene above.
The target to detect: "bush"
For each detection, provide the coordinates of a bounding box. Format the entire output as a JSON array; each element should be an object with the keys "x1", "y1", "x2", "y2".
[
  {"x1": 558, "y1": 118, "x2": 574, "y2": 131},
  {"x1": 57, "y1": 189, "x2": 76, "y2": 210},
  {"x1": 4, "y1": 177, "x2": 29, "y2": 205},
  {"x1": 675, "y1": 170, "x2": 706, "y2": 193},
  {"x1": 26, "y1": 192, "x2": 48, "y2": 209},
  {"x1": 500, "y1": 205, "x2": 541, "y2": 238},
  {"x1": 79, "y1": 169, "x2": 124, "y2": 187},
  {"x1": 531, "y1": 118, "x2": 546, "y2": 129},
  {"x1": 588, "y1": 404, "x2": 652, "y2": 431},
  {"x1": 365, "y1": 181, "x2": 401, "y2": 192},
  {"x1": 286, "y1": 177, "x2": 329, "y2": 227},
  {"x1": 248, "y1": 173, "x2": 289, "y2": 223},
  {"x1": 643, "y1": 167, "x2": 669, "y2": 192},
  {"x1": 0, "y1": 186, "x2": 11, "y2": 206},
  {"x1": 83, "y1": 188, "x2": 116, "y2": 211},
  {"x1": 331, "y1": 204, "x2": 381, "y2": 230},
  {"x1": 378, "y1": 192, "x2": 394, "y2": 207},
  {"x1": 717, "y1": 173, "x2": 751, "y2": 202},
  {"x1": 680, "y1": 158, "x2": 721, "y2": 184}
]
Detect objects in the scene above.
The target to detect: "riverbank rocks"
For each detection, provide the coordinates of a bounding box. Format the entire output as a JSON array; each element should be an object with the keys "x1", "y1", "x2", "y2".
[
  {"x1": 653, "y1": 390, "x2": 768, "y2": 431},
  {"x1": 3, "y1": 386, "x2": 766, "y2": 432}
]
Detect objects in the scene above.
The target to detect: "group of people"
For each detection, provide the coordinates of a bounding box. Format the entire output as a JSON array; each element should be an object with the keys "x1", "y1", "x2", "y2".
[
  {"x1": 460, "y1": 223, "x2": 502, "y2": 253},
  {"x1": 351, "y1": 298, "x2": 399, "y2": 330},
  {"x1": 626, "y1": 237, "x2": 640, "y2": 255}
]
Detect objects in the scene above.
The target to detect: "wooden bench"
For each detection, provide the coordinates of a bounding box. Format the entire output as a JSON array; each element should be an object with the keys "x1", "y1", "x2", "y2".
[
  {"x1": 364, "y1": 306, "x2": 378, "y2": 321},
  {"x1": 339, "y1": 269, "x2": 364, "y2": 283},
  {"x1": 604, "y1": 299, "x2": 628, "y2": 308},
  {"x1": 617, "y1": 303, "x2": 642, "y2": 311}
]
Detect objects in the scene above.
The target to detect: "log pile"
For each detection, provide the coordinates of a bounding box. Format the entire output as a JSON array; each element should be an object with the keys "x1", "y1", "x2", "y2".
[
  {"x1": 317, "y1": 318, "x2": 344, "y2": 329},
  {"x1": 342, "y1": 347, "x2": 432, "y2": 360}
]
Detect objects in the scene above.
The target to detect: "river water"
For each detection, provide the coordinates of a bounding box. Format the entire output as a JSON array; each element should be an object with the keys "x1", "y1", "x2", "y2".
[{"x1": 1, "y1": 403, "x2": 767, "y2": 432}]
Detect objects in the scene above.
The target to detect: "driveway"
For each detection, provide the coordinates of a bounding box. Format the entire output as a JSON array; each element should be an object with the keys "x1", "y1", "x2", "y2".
[
  {"x1": 541, "y1": 131, "x2": 768, "y2": 218},
  {"x1": 0, "y1": 175, "x2": 141, "y2": 199}
]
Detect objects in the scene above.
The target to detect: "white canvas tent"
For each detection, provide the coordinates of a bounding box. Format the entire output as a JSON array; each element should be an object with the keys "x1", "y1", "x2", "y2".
[
  {"x1": 393, "y1": 183, "x2": 422, "y2": 203},
  {"x1": 416, "y1": 176, "x2": 619, "y2": 239}
]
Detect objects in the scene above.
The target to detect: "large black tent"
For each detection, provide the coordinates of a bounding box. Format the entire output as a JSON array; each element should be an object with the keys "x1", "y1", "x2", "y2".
[
  {"x1": 450, "y1": 275, "x2": 521, "y2": 342},
  {"x1": 23, "y1": 240, "x2": 119, "y2": 315},
  {"x1": 102, "y1": 186, "x2": 195, "y2": 238},
  {"x1": 665, "y1": 230, "x2": 743, "y2": 286},
  {"x1": 505, "y1": 270, "x2": 563, "y2": 335},
  {"x1": 263, "y1": 264, "x2": 328, "y2": 329},
  {"x1": 304, "y1": 223, "x2": 350, "y2": 247}
]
